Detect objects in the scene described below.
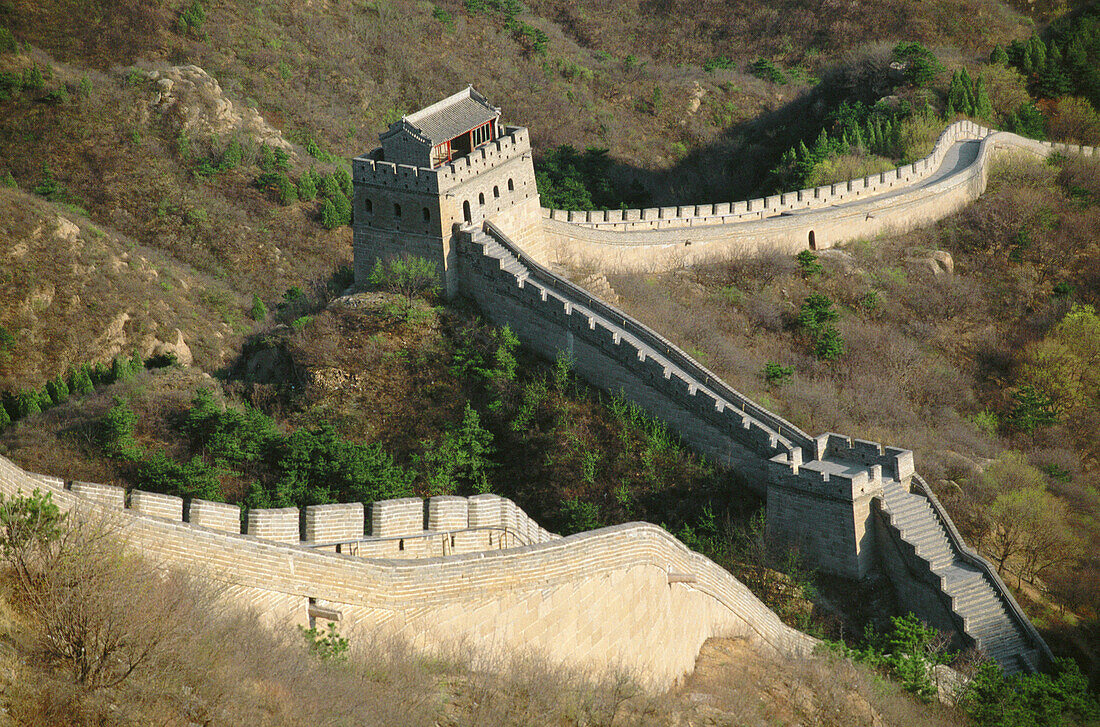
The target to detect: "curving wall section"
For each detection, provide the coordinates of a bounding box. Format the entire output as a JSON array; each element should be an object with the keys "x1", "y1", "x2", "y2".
[
  {"x1": 536, "y1": 122, "x2": 1096, "y2": 273},
  {"x1": 0, "y1": 453, "x2": 816, "y2": 690}
]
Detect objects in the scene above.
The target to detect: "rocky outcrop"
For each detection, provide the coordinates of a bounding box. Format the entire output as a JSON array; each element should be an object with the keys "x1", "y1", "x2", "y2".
[{"x1": 142, "y1": 65, "x2": 291, "y2": 149}]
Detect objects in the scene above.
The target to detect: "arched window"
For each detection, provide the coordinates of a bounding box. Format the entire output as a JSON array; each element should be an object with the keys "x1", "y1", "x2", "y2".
[
  {"x1": 463, "y1": 200, "x2": 471, "y2": 223},
  {"x1": 507, "y1": 178, "x2": 514, "y2": 191},
  {"x1": 365, "y1": 198, "x2": 373, "y2": 215},
  {"x1": 394, "y1": 203, "x2": 402, "y2": 217},
  {"x1": 478, "y1": 192, "x2": 485, "y2": 206},
  {"x1": 808, "y1": 230, "x2": 817, "y2": 250},
  {"x1": 493, "y1": 185, "x2": 500, "y2": 198},
  {"x1": 423, "y1": 207, "x2": 431, "y2": 222}
]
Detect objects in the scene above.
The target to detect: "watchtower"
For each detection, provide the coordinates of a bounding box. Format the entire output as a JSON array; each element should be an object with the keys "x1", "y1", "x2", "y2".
[{"x1": 352, "y1": 86, "x2": 543, "y2": 296}]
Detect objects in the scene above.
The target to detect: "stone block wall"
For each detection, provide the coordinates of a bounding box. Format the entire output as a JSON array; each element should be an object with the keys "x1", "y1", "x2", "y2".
[
  {"x1": 130, "y1": 490, "x2": 184, "y2": 521},
  {"x1": 247, "y1": 507, "x2": 300, "y2": 543},
  {"x1": 304, "y1": 503, "x2": 365, "y2": 544},
  {"x1": 70, "y1": 481, "x2": 125, "y2": 509},
  {"x1": 188, "y1": 498, "x2": 240, "y2": 532},
  {"x1": 536, "y1": 124, "x2": 1096, "y2": 274},
  {"x1": 0, "y1": 452, "x2": 815, "y2": 690}
]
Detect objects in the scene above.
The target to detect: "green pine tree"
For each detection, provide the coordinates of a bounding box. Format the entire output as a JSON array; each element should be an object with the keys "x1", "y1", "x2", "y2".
[
  {"x1": 46, "y1": 376, "x2": 69, "y2": 405},
  {"x1": 990, "y1": 45, "x2": 1009, "y2": 65},
  {"x1": 320, "y1": 198, "x2": 340, "y2": 230},
  {"x1": 973, "y1": 76, "x2": 994, "y2": 120},
  {"x1": 297, "y1": 168, "x2": 317, "y2": 201},
  {"x1": 0, "y1": 403, "x2": 9, "y2": 429},
  {"x1": 18, "y1": 391, "x2": 41, "y2": 418}
]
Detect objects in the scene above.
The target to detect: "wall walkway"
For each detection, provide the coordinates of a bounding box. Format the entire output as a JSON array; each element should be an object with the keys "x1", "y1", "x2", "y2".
[
  {"x1": 455, "y1": 217, "x2": 1055, "y2": 674},
  {"x1": 536, "y1": 122, "x2": 1096, "y2": 272},
  {"x1": 0, "y1": 453, "x2": 816, "y2": 690}
]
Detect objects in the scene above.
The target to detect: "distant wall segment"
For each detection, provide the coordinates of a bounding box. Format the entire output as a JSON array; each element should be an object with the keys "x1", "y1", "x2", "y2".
[{"x1": 535, "y1": 122, "x2": 1096, "y2": 273}]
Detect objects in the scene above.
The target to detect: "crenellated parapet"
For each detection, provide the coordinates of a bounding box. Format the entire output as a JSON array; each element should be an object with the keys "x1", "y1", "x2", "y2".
[{"x1": 0, "y1": 452, "x2": 815, "y2": 690}]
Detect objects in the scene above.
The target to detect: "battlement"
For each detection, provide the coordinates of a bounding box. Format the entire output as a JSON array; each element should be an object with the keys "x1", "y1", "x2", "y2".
[
  {"x1": 0, "y1": 461, "x2": 560, "y2": 564},
  {"x1": 353, "y1": 127, "x2": 531, "y2": 197},
  {"x1": 436, "y1": 126, "x2": 531, "y2": 189},
  {"x1": 543, "y1": 120, "x2": 997, "y2": 231}
]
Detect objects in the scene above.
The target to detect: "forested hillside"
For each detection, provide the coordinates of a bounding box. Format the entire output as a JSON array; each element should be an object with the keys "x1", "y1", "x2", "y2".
[{"x1": 1, "y1": 0, "x2": 1100, "y2": 724}]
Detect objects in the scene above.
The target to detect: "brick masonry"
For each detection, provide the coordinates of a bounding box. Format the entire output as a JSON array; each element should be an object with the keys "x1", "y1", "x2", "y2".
[{"x1": 0, "y1": 453, "x2": 815, "y2": 690}]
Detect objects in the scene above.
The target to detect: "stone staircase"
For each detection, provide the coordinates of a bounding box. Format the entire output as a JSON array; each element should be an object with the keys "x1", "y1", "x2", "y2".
[
  {"x1": 465, "y1": 222, "x2": 1051, "y2": 675},
  {"x1": 879, "y1": 476, "x2": 1041, "y2": 674}
]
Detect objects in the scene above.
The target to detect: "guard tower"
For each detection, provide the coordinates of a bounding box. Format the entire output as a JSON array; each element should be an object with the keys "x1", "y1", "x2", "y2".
[{"x1": 353, "y1": 87, "x2": 542, "y2": 297}]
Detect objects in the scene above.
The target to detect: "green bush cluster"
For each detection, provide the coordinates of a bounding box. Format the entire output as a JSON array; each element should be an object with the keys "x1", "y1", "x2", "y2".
[
  {"x1": 798, "y1": 294, "x2": 845, "y2": 360},
  {"x1": 534, "y1": 146, "x2": 650, "y2": 211},
  {"x1": 702, "y1": 55, "x2": 736, "y2": 73},
  {"x1": 0, "y1": 352, "x2": 149, "y2": 431},
  {"x1": 463, "y1": 0, "x2": 547, "y2": 55},
  {"x1": 177, "y1": 0, "x2": 207, "y2": 37},
  {"x1": 960, "y1": 657, "x2": 1100, "y2": 726},
  {"x1": 946, "y1": 68, "x2": 994, "y2": 121},
  {"x1": 99, "y1": 388, "x2": 416, "y2": 509},
  {"x1": 996, "y1": 9, "x2": 1100, "y2": 109},
  {"x1": 821, "y1": 613, "x2": 952, "y2": 702},
  {"x1": 749, "y1": 58, "x2": 786, "y2": 84},
  {"x1": 892, "y1": 42, "x2": 944, "y2": 88},
  {"x1": 768, "y1": 100, "x2": 910, "y2": 190}
]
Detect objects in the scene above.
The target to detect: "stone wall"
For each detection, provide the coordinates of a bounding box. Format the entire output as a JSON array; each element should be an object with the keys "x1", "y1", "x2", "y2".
[
  {"x1": 0, "y1": 453, "x2": 815, "y2": 690},
  {"x1": 536, "y1": 123, "x2": 1097, "y2": 273},
  {"x1": 353, "y1": 127, "x2": 542, "y2": 296}
]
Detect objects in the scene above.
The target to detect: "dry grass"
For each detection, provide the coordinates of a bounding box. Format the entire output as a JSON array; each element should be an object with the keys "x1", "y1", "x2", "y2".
[{"x1": 0, "y1": 515, "x2": 962, "y2": 726}]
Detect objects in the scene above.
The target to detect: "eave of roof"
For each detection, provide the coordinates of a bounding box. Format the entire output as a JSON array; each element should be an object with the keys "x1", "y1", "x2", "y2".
[{"x1": 381, "y1": 86, "x2": 500, "y2": 146}]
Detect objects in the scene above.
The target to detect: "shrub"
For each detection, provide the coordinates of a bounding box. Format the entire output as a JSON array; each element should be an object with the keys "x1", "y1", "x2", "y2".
[
  {"x1": 892, "y1": 42, "x2": 943, "y2": 87},
  {"x1": 70, "y1": 366, "x2": 94, "y2": 395},
  {"x1": 702, "y1": 55, "x2": 736, "y2": 73},
  {"x1": 111, "y1": 355, "x2": 133, "y2": 383},
  {"x1": 0, "y1": 26, "x2": 14, "y2": 53},
  {"x1": 21, "y1": 65, "x2": 43, "y2": 91},
  {"x1": 749, "y1": 58, "x2": 786, "y2": 84},
  {"x1": 559, "y1": 497, "x2": 600, "y2": 534},
  {"x1": 46, "y1": 376, "x2": 69, "y2": 406},
  {"x1": 960, "y1": 658, "x2": 1100, "y2": 726},
  {"x1": 432, "y1": 5, "x2": 455, "y2": 31},
  {"x1": 250, "y1": 293, "x2": 268, "y2": 321},
  {"x1": 799, "y1": 294, "x2": 845, "y2": 360},
  {"x1": 136, "y1": 450, "x2": 222, "y2": 500},
  {"x1": 0, "y1": 489, "x2": 65, "y2": 589},
  {"x1": 300, "y1": 622, "x2": 349, "y2": 662},
  {"x1": 320, "y1": 198, "x2": 340, "y2": 229},
  {"x1": 100, "y1": 397, "x2": 141, "y2": 460},
  {"x1": 417, "y1": 402, "x2": 495, "y2": 495},
  {"x1": 0, "y1": 404, "x2": 9, "y2": 429},
  {"x1": 1007, "y1": 385, "x2": 1058, "y2": 432},
  {"x1": 177, "y1": 0, "x2": 206, "y2": 35},
  {"x1": 297, "y1": 169, "x2": 318, "y2": 201},
  {"x1": 17, "y1": 390, "x2": 41, "y2": 418},
  {"x1": 368, "y1": 255, "x2": 439, "y2": 318},
  {"x1": 795, "y1": 249, "x2": 823, "y2": 277},
  {"x1": 763, "y1": 361, "x2": 794, "y2": 385}
]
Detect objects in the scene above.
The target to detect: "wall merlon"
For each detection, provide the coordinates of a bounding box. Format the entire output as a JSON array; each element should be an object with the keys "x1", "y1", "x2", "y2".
[
  {"x1": 428, "y1": 496, "x2": 469, "y2": 532},
  {"x1": 247, "y1": 507, "x2": 300, "y2": 544},
  {"x1": 130, "y1": 490, "x2": 184, "y2": 521},
  {"x1": 886, "y1": 447, "x2": 915, "y2": 480},
  {"x1": 187, "y1": 498, "x2": 241, "y2": 533},
  {"x1": 70, "y1": 481, "x2": 125, "y2": 509},
  {"x1": 305, "y1": 502, "x2": 366, "y2": 543},
  {"x1": 468, "y1": 493, "x2": 503, "y2": 528},
  {"x1": 372, "y1": 497, "x2": 426, "y2": 538}
]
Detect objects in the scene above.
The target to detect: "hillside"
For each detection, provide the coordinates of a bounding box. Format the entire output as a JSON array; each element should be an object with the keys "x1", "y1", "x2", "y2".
[{"x1": 1, "y1": 0, "x2": 1100, "y2": 723}]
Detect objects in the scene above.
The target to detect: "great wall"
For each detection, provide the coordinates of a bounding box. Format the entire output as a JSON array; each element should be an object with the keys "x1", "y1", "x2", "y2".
[{"x1": 3, "y1": 89, "x2": 1095, "y2": 689}]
